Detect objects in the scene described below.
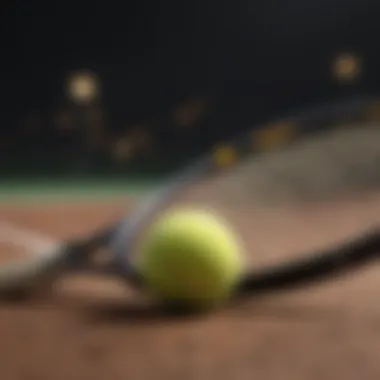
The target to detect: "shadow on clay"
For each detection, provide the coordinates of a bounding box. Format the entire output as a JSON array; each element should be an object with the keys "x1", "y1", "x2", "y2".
[
  {"x1": 229, "y1": 298, "x2": 344, "y2": 323},
  {"x1": 80, "y1": 300, "x2": 213, "y2": 325},
  {"x1": 76, "y1": 293, "x2": 344, "y2": 327}
]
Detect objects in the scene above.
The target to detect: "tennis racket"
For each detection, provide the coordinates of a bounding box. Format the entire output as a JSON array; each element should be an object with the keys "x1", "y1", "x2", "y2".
[{"x1": 0, "y1": 96, "x2": 379, "y2": 306}]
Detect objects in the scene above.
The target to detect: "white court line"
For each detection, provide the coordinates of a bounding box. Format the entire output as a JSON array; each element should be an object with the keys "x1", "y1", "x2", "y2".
[{"x1": 0, "y1": 220, "x2": 59, "y2": 256}]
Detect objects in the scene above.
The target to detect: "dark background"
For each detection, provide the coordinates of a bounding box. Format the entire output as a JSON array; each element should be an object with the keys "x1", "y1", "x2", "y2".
[{"x1": 1, "y1": 0, "x2": 379, "y2": 176}]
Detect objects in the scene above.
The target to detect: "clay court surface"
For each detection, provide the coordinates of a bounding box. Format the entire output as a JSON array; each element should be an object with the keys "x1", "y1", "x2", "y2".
[{"x1": 0, "y1": 194, "x2": 380, "y2": 380}]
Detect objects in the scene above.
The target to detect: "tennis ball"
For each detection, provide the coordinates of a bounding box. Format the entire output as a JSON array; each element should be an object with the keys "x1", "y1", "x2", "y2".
[{"x1": 137, "y1": 208, "x2": 244, "y2": 312}]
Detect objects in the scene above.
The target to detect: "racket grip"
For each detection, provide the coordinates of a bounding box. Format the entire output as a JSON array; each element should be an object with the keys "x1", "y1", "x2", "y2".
[{"x1": 0, "y1": 246, "x2": 71, "y2": 299}]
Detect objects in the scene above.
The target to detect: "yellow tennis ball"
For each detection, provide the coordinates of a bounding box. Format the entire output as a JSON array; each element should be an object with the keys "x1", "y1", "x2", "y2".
[{"x1": 137, "y1": 208, "x2": 244, "y2": 311}]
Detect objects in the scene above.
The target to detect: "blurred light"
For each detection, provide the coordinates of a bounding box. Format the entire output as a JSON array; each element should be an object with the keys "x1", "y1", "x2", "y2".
[
  {"x1": 112, "y1": 138, "x2": 135, "y2": 162},
  {"x1": 332, "y1": 53, "x2": 361, "y2": 84},
  {"x1": 171, "y1": 97, "x2": 211, "y2": 129},
  {"x1": 66, "y1": 70, "x2": 100, "y2": 105},
  {"x1": 254, "y1": 120, "x2": 297, "y2": 152},
  {"x1": 212, "y1": 145, "x2": 237, "y2": 168},
  {"x1": 363, "y1": 100, "x2": 380, "y2": 122}
]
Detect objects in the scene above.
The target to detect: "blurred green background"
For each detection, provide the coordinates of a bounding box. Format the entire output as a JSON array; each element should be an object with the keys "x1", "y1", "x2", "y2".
[{"x1": 1, "y1": 1, "x2": 380, "y2": 197}]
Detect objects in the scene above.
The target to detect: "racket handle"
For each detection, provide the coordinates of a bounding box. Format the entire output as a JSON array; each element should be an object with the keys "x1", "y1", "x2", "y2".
[{"x1": 0, "y1": 246, "x2": 71, "y2": 299}]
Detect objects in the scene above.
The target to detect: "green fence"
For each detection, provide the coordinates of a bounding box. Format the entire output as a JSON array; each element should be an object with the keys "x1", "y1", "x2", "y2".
[
  {"x1": 0, "y1": 152, "x2": 192, "y2": 201},
  {"x1": 0, "y1": 150, "x2": 195, "y2": 180}
]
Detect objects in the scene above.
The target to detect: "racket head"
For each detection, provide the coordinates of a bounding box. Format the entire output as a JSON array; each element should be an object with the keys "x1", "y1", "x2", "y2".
[{"x1": 109, "y1": 96, "x2": 380, "y2": 296}]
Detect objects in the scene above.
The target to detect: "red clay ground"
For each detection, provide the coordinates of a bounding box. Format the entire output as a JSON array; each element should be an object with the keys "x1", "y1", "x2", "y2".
[{"x1": 0, "y1": 196, "x2": 380, "y2": 380}]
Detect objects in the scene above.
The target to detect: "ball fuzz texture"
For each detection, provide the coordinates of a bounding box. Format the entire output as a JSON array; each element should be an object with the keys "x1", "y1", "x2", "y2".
[{"x1": 138, "y1": 208, "x2": 244, "y2": 311}]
